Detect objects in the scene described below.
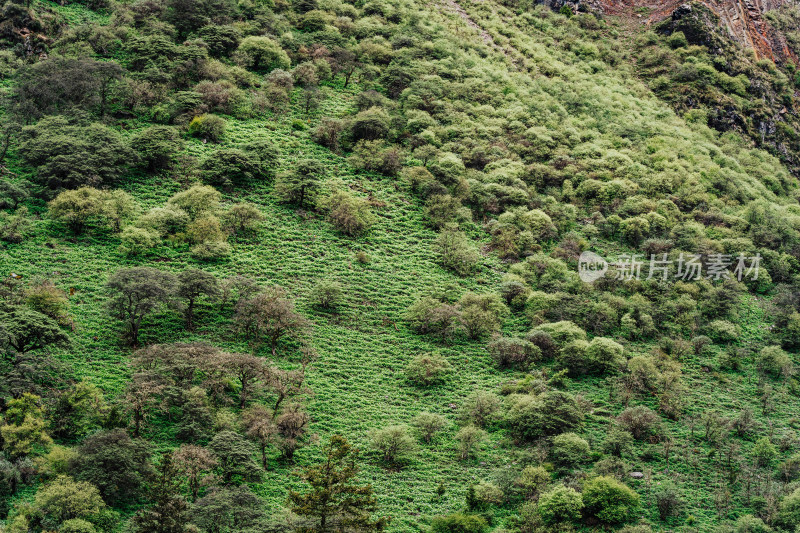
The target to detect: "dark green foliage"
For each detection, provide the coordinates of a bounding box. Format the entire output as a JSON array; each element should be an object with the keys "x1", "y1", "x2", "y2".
[
  {"x1": 177, "y1": 268, "x2": 220, "y2": 330},
  {"x1": 208, "y1": 430, "x2": 260, "y2": 483},
  {"x1": 130, "y1": 126, "x2": 185, "y2": 171},
  {"x1": 70, "y1": 429, "x2": 154, "y2": 506},
  {"x1": 274, "y1": 159, "x2": 323, "y2": 208},
  {"x1": 131, "y1": 453, "x2": 192, "y2": 533},
  {"x1": 106, "y1": 267, "x2": 177, "y2": 346},
  {"x1": 430, "y1": 513, "x2": 487, "y2": 533},
  {"x1": 0, "y1": 305, "x2": 69, "y2": 355},
  {"x1": 19, "y1": 115, "x2": 134, "y2": 191},
  {"x1": 582, "y1": 476, "x2": 640, "y2": 525},
  {"x1": 289, "y1": 435, "x2": 389, "y2": 533},
  {"x1": 191, "y1": 485, "x2": 265, "y2": 532}
]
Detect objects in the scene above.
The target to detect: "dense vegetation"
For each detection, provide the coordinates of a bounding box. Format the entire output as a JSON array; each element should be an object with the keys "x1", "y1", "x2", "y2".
[{"x1": 0, "y1": 0, "x2": 800, "y2": 531}]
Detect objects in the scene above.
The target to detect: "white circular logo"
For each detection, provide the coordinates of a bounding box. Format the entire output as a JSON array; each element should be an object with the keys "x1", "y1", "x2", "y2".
[{"x1": 578, "y1": 251, "x2": 608, "y2": 283}]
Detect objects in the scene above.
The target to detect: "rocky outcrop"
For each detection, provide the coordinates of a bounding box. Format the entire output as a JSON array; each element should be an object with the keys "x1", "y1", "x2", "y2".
[{"x1": 545, "y1": 0, "x2": 796, "y2": 63}]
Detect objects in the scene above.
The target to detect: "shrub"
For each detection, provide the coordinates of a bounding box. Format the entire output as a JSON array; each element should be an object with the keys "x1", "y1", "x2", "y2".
[
  {"x1": 653, "y1": 482, "x2": 682, "y2": 521},
  {"x1": 430, "y1": 513, "x2": 487, "y2": 533},
  {"x1": 516, "y1": 465, "x2": 550, "y2": 499},
  {"x1": 309, "y1": 280, "x2": 342, "y2": 309},
  {"x1": 190, "y1": 239, "x2": 232, "y2": 260},
  {"x1": 119, "y1": 226, "x2": 159, "y2": 256},
  {"x1": 187, "y1": 114, "x2": 226, "y2": 143},
  {"x1": 505, "y1": 390, "x2": 583, "y2": 440},
  {"x1": 274, "y1": 159, "x2": 323, "y2": 209},
  {"x1": 538, "y1": 485, "x2": 583, "y2": 524},
  {"x1": 585, "y1": 337, "x2": 626, "y2": 375},
  {"x1": 779, "y1": 488, "x2": 800, "y2": 530},
  {"x1": 350, "y1": 106, "x2": 391, "y2": 140},
  {"x1": 533, "y1": 321, "x2": 587, "y2": 345},
  {"x1": 411, "y1": 412, "x2": 448, "y2": 443},
  {"x1": 368, "y1": 425, "x2": 415, "y2": 466},
  {"x1": 224, "y1": 203, "x2": 264, "y2": 236},
  {"x1": 129, "y1": 126, "x2": 184, "y2": 171},
  {"x1": 455, "y1": 425, "x2": 487, "y2": 460},
  {"x1": 405, "y1": 353, "x2": 452, "y2": 386},
  {"x1": 433, "y1": 225, "x2": 480, "y2": 276},
  {"x1": 0, "y1": 207, "x2": 30, "y2": 243},
  {"x1": 582, "y1": 476, "x2": 639, "y2": 525},
  {"x1": 458, "y1": 391, "x2": 501, "y2": 427},
  {"x1": 48, "y1": 187, "x2": 106, "y2": 234},
  {"x1": 235, "y1": 36, "x2": 290, "y2": 73},
  {"x1": 470, "y1": 482, "x2": 503, "y2": 508},
  {"x1": 550, "y1": 432, "x2": 591, "y2": 468},
  {"x1": 405, "y1": 297, "x2": 462, "y2": 340},
  {"x1": 167, "y1": 185, "x2": 221, "y2": 220},
  {"x1": 320, "y1": 188, "x2": 376, "y2": 236},
  {"x1": 757, "y1": 345, "x2": 793, "y2": 377},
  {"x1": 457, "y1": 292, "x2": 509, "y2": 340},
  {"x1": 616, "y1": 406, "x2": 661, "y2": 441},
  {"x1": 751, "y1": 436, "x2": 778, "y2": 467},
  {"x1": 200, "y1": 149, "x2": 259, "y2": 189},
  {"x1": 487, "y1": 337, "x2": 540, "y2": 368},
  {"x1": 734, "y1": 515, "x2": 772, "y2": 533},
  {"x1": 706, "y1": 320, "x2": 740, "y2": 344}
]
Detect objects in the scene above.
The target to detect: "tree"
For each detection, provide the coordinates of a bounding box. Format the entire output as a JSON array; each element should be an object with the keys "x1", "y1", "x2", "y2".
[
  {"x1": 1, "y1": 393, "x2": 52, "y2": 458},
  {"x1": 177, "y1": 268, "x2": 220, "y2": 331},
  {"x1": 433, "y1": 226, "x2": 480, "y2": 276},
  {"x1": 653, "y1": 482, "x2": 682, "y2": 522},
  {"x1": 538, "y1": 485, "x2": 583, "y2": 525},
  {"x1": 458, "y1": 391, "x2": 500, "y2": 428},
  {"x1": 455, "y1": 425, "x2": 486, "y2": 460},
  {"x1": 289, "y1": 435, "x2": 389, "y2": 533},
  {"x1": 242, "y1": 405, "x2": 278, "y2": 469},
  {"x1": 173, "y1": 445, "x2": 216, "y2": 502},
  {"x1": 224, "y1": 203, "x2": 264, "y2": 237},
  {"x1": 48, "y1": 187, "x2": 106, "y2": 234},
  {"x1": 550, "y1": 432, "x2": 591, "y2": 469},
  {"x1": 225, "y1": 352, "x2": 264, "y2": 408},
  {"x1": 208, "y1": 430, "x2": 260, "y2": 483},
  {"x1": 70, "y1": 429, "x2": 154, "y2": 506},
  {"x1": 235, "y1": 36, "x2": 290, "y2": 73},
  {"x1": 26, "y1": 475, "x2": 109, "y2": 532},
  {"x1": 350, "y1": 106, "x2": 391, "y2": 142},
  {"x1": 0, "y1": 179, "x2": 31, "y2": 210},
  {"x1": 276, "y1": 403, "x2": 311, "y2": 460},
  {"x1": 505, "y1": 390, "x2": 584, "y2": 441},
  {"x1": 309, "y1": 280, "x2": 342, "y2": 310},
  {"x1": 411, "y1": 412, "x2": 448, "y2": 443},
  {"x1": 130, "y1": 126, "x2": 185, "y2": 171},
  {"x1": 19, "y1": 115, "x2": 134, "y2": 191},
  {"x1": 106, "y1": 267, "x2": 177, "y2": 346},
  {"x1": 582, "y1": 476, "x2": 640, "y2": 525},
  {"x1": 234, "y1": 286, "x2": 309, "y2": 356},
  {"x1": 430, "y1": 513, "x2": 487, "y2": 533},
  {"x1": 200, "y1": 149, "x2": 259, "y2": 190},
  {"x1": 368, "y1": 425, "x2": 416, "y2": 466},
  {"x1": 191, "y1": 485, "x2": 265, "y2": 532},
  {"x1": 404, "y1": 353, "x2": 452, "y2": 386},
  {"x1": 274, "y1": 159, "x2": 323, "y2": 209},
  {"x1": 320, "y1": 188, "x2": 376, "y2": 237},
  {"x1": 0, "y1": 306, "x2": 69, "y2": 356},
  {"x1": 131, "y1": 452, "x2": 192, "y2": 533}
]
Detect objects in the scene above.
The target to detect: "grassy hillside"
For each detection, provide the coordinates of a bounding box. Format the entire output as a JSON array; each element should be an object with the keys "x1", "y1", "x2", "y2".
[{"x1": 0, "y1": 0, "x2": 799, "y2": 532}]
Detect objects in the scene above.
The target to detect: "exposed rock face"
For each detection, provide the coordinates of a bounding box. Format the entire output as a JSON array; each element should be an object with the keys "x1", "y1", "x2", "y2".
[{"x1": 551, "y1": 0, "x2": 795, "y2": 62}]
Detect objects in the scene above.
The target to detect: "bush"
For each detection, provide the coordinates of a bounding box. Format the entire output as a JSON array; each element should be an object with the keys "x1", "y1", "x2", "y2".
[
  {"x1": 757, "y1": 345, "x2": 793, "y2": 377},
  {"x1": 538, "y1": 485, "x2": 583, "y2": 524},
  {"x1": 751, "y1": 436, "x2": 778, "y2": 467},
  {"x1": 129, "y1": 126, "x2": 184, "y2": 171},
  {"x1": 191, "y1": 239, "x2": 232, "y2": 260},
  {"x1": 706, "y1": 320, "x2": 740, "y2": 344},
  {"x1": 779, "y1": 488, "x2": 800, "y2": 529},
  {"x1": 585, "y1": 337, "x2": 626, "y2": 375},
  {"x1": 119, "y1": 226, "x2": 159, "y2": 256},
  {"x1": 405, "y1": 297, "x2": 462, "y2": 340},
  {"x1": 320, "y1": 188, "x2": 376, "y2": 236},
  {"x1": 235, "y1": 36, "x2": 290, "y2": 73},
  {"x1": 616, "y1": 406, "x2": 661, "y2": 441},
  {"x1": 457, "y1": 292, "x2": 509, "y2": 340},
  {"x1": 412, "y1": 412, "x2": 448, "y2": 443},
  {"x1": 505, "y1": 390, "x2": 584, "y2": 440},
  {"x1": 653, "y1": 482, "x2": 682, "y2": 521},
  {"x1": 48, "y1": 187, "x2": 105, "y2": 234},
  {"x1": 516, "y1": 465, "x2": 550, "y2": 499},
  {"x1": 458, "y1": 391, "x2": 501, "y2": 427},
  {"x1": 200, "y1": 149, "x2": 259, "y2": 189},
  {"x1": 430, "y1": 513, "x2": 487, "y2": 533},
  {"x1": 309, "y1": 280, "x2": 342, "y2": 309},
  {"x1": 350, "y1": 106, "x2": 391, "y2": 141},
  {"x1": 433, "y1": 225, "x2": 480, "y2": 276},
  {"x1": 550, "y1": 432, "x2": 591, "y2": 468},
  {"x1": 405, "y1": 353, "x2": 452, "y2": 386},
  {"x1": 224, "y1": 203, "x2": 264, "y2": 236},
  {"x1": 455, "y1": 425, "x2": 487, "y2": 460},
  {"x1": 368, "y1": 425, "x2": 415, "y2": 466},
  {"x1": 487, "y1": 337, "x2": 540, "y2": 368},
  {"x1": 187, "y1": 114, "x2": 227, "y2": 143},
  {"x1": 533, "y1": 321, "x2": 587, "y2": 345},
  {"x1": 582, "y1": 476, "x2": 640, "y2": 525}
]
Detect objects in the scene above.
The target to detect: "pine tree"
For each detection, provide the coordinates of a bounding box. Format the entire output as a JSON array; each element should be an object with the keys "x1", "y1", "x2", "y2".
[
  {"x1": 289, "y1": 435, "x2": 389, "y2": 533},
  {"x1": 131, "y1": 452, "x2": 193, "y2": 533}
]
